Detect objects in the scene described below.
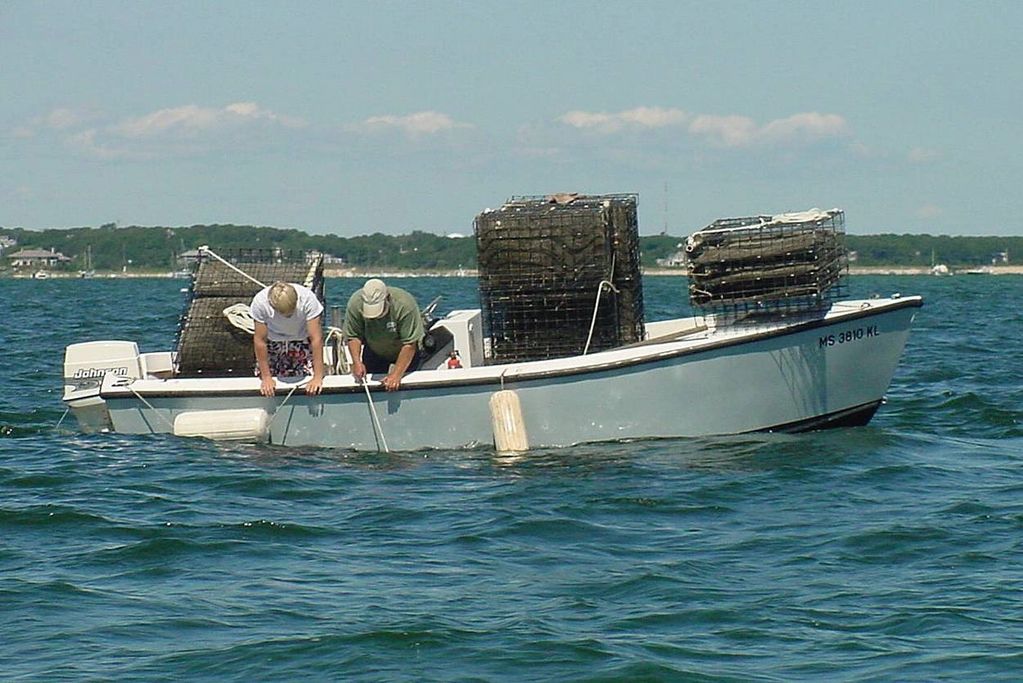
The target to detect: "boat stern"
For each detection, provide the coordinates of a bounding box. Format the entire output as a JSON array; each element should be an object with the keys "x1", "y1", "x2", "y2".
[{"x1": 62, "y1": 340, "x2": 144, "y2": 432}]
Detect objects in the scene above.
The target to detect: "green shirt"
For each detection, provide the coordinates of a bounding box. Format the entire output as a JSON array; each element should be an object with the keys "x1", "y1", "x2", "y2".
[{"x1": 343, "y1": 286, "x2": 425, "y2": 361}]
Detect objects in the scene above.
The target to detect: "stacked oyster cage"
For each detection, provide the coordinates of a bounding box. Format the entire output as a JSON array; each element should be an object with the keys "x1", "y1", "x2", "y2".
[
  {"x1": 174, "y1": 249, "x2": 324, "y2": 376},
  {"x1": 685, "y1": 208, "x2": 847, "y2": 314},
  {"x1": 475, "y1": 193, "x2": 645, "y2": 363}
]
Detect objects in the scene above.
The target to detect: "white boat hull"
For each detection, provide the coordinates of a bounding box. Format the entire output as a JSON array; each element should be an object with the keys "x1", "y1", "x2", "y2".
[{"x1": 66, "y1": 297, "x2": 921, "y2": 451}]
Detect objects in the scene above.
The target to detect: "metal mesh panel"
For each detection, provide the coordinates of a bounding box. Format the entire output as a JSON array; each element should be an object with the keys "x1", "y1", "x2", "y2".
[
  {"x1": 174, "y1": 250, "x2": 324, "y2": 377},
  {"x1": 174, "y1": 296, "x2": 260, "y2": 375},
  {"x1": 475, "y1": 194, "x2": 644, "y2": 363},
  {"x1": 685, "y1": 209, "x2": 847, "y2": 316}
]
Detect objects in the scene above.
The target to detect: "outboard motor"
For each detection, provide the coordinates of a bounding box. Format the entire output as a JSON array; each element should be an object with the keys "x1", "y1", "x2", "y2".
[
  {"x1": 62, "y1": 341, "x2": 143, "y2": 432},
  {"x1": 63, "y1": 341, "x2": 143, "y2": 395}
]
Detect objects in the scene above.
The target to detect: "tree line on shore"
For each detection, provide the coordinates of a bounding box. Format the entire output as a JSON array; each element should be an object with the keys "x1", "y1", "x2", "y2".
[{"x1": 1, "y1": 223, "x2": 1019, "y2": 272}]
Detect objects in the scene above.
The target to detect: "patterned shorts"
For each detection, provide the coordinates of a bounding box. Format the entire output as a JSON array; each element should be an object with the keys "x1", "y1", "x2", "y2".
[{"x1": 262, "y1": 340, "x2": 314, "y2": 377}]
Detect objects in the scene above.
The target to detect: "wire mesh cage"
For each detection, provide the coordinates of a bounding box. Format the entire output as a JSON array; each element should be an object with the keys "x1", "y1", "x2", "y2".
[
  {"x1": 685, "y1": 209, "x2": 847, "y2": 317},
  {"x1": 174, "y1": 249, "x2": 325, "y2": 377},
  {"x1": 475, "y1": 193, "x2": 645, "y2": 363}
]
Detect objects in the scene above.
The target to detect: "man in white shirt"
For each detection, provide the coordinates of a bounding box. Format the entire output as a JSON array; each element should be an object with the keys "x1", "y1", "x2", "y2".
[{"x1": 250, "y1": 281, "x2": 324, "y2": 396}]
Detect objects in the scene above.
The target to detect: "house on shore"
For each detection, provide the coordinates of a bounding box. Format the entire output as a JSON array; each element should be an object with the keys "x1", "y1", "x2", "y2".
[{"x1": 7, "y1": 247, "x2": 72, "y2": 269}]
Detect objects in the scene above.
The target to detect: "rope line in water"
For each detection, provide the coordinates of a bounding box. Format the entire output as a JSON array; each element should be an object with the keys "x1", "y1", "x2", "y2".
[
  {"x1": 265, "y1": 380, "x2": 306, "y2": 445},
  {"x1": 127, "y1": 382, "x2": 176, "y2": 432},
  {"x1": 363, "y1": 381, "x2": 389, "y2": 453},
  {"x1": 357, "y1": 347, "x2": 389, "y2": 453}
]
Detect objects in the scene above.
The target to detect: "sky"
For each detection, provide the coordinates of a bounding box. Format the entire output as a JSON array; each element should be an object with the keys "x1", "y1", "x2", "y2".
[{"x1": 2, "y1": 1, "x2": 1021, "y2": 237}]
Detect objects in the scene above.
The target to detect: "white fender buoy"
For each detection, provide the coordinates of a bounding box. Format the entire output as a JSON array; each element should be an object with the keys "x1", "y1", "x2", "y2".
[
  {"x1": 489, "y1": 389, "x2": 528, "y2": 454},
  {"x1": 173, "y1": 408, "x2": 270, "y2": 441}
]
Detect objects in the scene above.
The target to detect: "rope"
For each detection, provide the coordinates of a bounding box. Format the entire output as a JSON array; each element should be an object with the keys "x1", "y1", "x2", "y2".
[
  {"x1": 127, "y1": 382, "x2": 177, "y2": 432},
  {"x1": 583, "y1": 280, "x2": 619, "y2": 355},
  {"x1": 198, "y1": 246, "x2": 267, "y2": 289},
  {"x1": 324, "y1": 326, "x2": 348, "y2": 373},
  {"x1": 582, "y1": 253, "x2": 618, "y2": 356},
  {"x1": 54, "y1": 408, "x2": 70, "y2": 431},
  {"x1": 264, "y1": 379, "x2": 306, "y2": 444},
  {"x1": 363, "y1": 381, "x2": 389, "y2": 453},
  {"x1": 223, "y1": 303, "x2": 256, "y2": 334},
  {"x1": 357, "y1": 347, "x2": 389, "y2": 452},
  {"x1": 199, "y1": 245, "x2": 261, "y2": 335},
  {"x1": 127, "y1": 372, "x2": 307, "y2": 443}
]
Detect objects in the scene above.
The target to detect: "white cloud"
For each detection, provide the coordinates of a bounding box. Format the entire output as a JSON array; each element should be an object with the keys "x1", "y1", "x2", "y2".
[
  {"x1": 558, "y1": 107, "x2": 689, "y2": 133},
  {"x1": 112, "y1": 102, "x2": 303, "y2": 138},
  {"x1": 12, "y1": 106, "x2": 101, "y2": 138},
  {"x1": 19, "y1": 103, "x2": 470, "y2": 160},
  {"x1": 688, "y1": 114, "x2": 759, "y2": 147},
  {"x1": 690, "y1": 111, "x2": 848, "y2": 147},
  {"x1": 113, "y1": 105, "x2": 218, "y2": 137},
  {"x1": 558, "y1": 106, "x2": 849, "y2": 149},
  {"x1": 15, "y1": 102, "x2": 308, "y2": 160},
  {"x1": 355, "y1": 111, "x2": 471, "y2": 137},
  {"x1": 759, "y1": 112, "x2": 847, "y2": 143}
]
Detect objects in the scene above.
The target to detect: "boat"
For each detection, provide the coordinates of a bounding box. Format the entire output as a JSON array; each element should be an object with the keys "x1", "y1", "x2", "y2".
[
  {"x1": 929, "y1": 249, "x2": 951, "y2": 276},
  {"x1": 32, "y1": 270, "x2": 50, "y2": 279},
  {"x1": 61, "y1": 200, "x2": 923, "y2": 452},
  {"x1": 78, "y1": 245, "x2": 96, "y2": 278}
]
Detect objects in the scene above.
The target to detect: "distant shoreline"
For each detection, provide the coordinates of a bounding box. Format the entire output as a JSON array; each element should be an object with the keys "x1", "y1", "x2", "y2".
[
  {"x1": 7, "y1": 265, "x2": 1023, "y2": 279},
  {"x1": 850, "y1": 265, "x2": 1023, "y2": 275},
  {"x1": 643, "y1": 266, "x2": 1023, "y2": 276}
]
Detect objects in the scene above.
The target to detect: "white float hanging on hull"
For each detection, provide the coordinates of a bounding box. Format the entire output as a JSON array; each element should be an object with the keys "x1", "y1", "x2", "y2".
[
  {"x1": 173, "y1": 409, "x2": 271, "y2": 441},
  {"x1": 489, "y1": 389, "x2": 529, "y2": 454}
]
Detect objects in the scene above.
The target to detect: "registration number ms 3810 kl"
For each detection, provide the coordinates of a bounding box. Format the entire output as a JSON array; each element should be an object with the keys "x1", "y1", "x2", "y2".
[{"x1": 819, "y1": 325, "x2": 879, "y2": 347}]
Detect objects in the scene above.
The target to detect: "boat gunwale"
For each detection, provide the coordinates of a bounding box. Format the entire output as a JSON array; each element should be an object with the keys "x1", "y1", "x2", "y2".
[{"x1": 93, "y1": 296, "x2": 923, "y2": 401}]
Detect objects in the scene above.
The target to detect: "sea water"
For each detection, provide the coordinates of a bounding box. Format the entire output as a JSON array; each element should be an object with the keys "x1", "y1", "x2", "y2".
[{"x1": 2, "y1": 275, "x2": 1022, "y2": 681}]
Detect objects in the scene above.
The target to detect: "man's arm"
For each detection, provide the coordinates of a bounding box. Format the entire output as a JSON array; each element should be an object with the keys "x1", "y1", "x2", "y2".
[
  {"x1": 253, "y1": 321, "x2": 275, "y2": 397},
  {"x1": 346, "y1": 337, "x2": 367, "y2": 382},
  {"x1": 382, "y1": 342, "x2": 417, "y2": 392},
  {"x1": 306, "y1": 316, "x2": 325, "y2": 395}
]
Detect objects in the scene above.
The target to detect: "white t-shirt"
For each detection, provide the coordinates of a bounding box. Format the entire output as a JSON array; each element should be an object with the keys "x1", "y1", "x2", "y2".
[{"x1": 250, "y1": 283, "x2": 324, "y2": 341}]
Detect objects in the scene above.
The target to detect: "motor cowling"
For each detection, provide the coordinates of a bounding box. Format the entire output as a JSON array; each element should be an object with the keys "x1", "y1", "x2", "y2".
[{"x1": 63, "y1": 341, "x2": 143, "y2": 398}]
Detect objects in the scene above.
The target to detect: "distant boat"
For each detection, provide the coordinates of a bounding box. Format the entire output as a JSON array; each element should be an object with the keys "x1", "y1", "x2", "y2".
[
  {"x1": 79, "y1": 245, "x2": 96, "y2": 278},
  {"x1": 929, "y1": 249, "x2": 951, "y2": 276},
  {"x1": 32, "y1": 270, "x2": 50, "y2": 280},
  {"x1": 963, "y1": 266, "x2": 993, "y2": 275}
]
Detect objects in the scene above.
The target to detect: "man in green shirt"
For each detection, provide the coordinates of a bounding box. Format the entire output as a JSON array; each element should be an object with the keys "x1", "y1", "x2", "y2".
[{"x1": 343, "y1": 278, "x2": 425, "y2": 391}]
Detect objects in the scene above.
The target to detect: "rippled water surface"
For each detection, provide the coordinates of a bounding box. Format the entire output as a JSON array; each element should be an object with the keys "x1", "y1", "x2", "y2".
[{"x1": 2, "y1": 275, "x2": 1022, "y2": 680}]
